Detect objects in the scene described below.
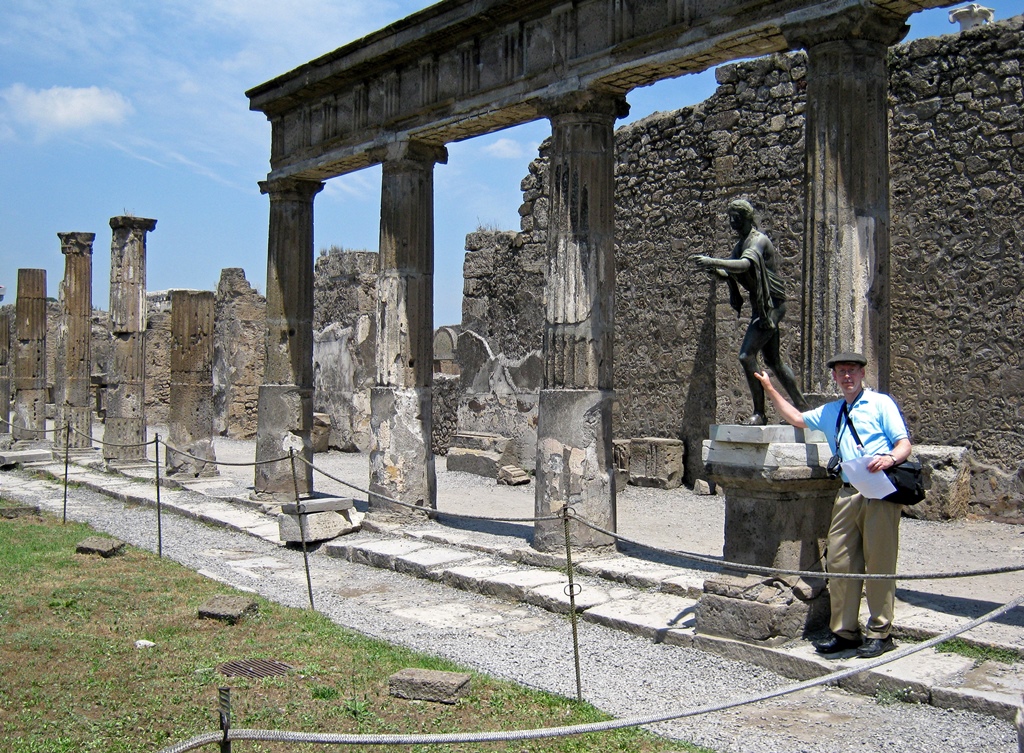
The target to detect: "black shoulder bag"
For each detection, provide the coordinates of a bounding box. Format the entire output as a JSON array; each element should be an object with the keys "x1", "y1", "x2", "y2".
[{"x1": 834, "y1": 402, "x2": 925, "y2": 506}]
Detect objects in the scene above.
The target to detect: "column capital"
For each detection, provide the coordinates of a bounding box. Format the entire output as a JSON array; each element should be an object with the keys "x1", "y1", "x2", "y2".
[
  {"x1": 371, "y1": 139, "x2": 448, "y2": 168},
  {"x1": 538, "y1": 88, "x2": 630, "y2": 122},
  {"x1": 109, "y1": 215, "x2": 157, "y2": 232},
  {"x1": 258, "y1": 176, "x2": 325, "y2": 202},
  {"x1": 781, "y1": 5, "x2": 908, "y2": 50},
  {"x1": 57, "y1": 232, "x2": 96, "y2": 256}
]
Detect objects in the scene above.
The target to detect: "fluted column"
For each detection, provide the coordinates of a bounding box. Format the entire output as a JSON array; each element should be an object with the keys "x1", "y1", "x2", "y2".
[
  {"x1": 13, "y1": 269, "x2": 47, "y2": 443},
  {"x1": 0, "y1": 311, "x2": 10, "y2": 432},
  {"x1": 56, "y1": 232, "x2": 95, "y2": 449},
  {"x1": 167, "y1": 290, "x2": 217, "y2": 477},
  {"x1": 368, "y1": 140, "x2": 446, "y2": 515},
  {"x1": 784, "y1": 9, "x2": 908, "y2": 394},
  {"x1": 254, "y1": 177, "x2": 323, "y2": 496},
  {"x1": 533, "y1": 91, "x2": 627, "y2": 551},
  {"x1": 106, "y1": 216, "x2": 156, "y2": 462}
]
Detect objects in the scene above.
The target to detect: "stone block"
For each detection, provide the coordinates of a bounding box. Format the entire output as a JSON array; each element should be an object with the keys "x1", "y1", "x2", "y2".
[
  {"x1": 612, "y1": 439, "x2": 630, "y2": 488},
  {"x1": 0, "y1": 504, "x2": 40, "y2": 519},
  {"x1": 695, "y1": 574, "x2": 830, "y2": 644},
  {"x1": 446, "y1": 447, "x2": 504, "y2": 478},
  {"x1": 902, "y1": 445, "x2": 970, "y2": 521},
  {"x1": 497, "y1": 465, "x2": 530, "y2": 485},
  {"x1": 388, "y1": 668, "x2": 471, "y2": 704},
  {"x1": 75, "y1": 536, "x2": 126, "y2": 558},
  {"x1": 281, "y1": 496, "x2": 354, "y2": 514},
  {"x1": 198, "y1": 595, "x2": 258, "y2": 625},
  {"x1": 628, "y1": 437, "x2": 684, "y2": 489},
  {"x1": 311, "y1": 412, "x2": 331, "y2": 453},
  {"x1": 277, "y1": 509, "x2": 361, "y2": 542},
  {"x1": 0, "y1": 448, "x2": 53, "y2": 466}
]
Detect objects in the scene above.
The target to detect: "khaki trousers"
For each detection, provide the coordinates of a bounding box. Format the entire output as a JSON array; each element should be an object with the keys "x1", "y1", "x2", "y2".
[{"x1": 827, "y1": 488, "x2": 902, "y2": 640}]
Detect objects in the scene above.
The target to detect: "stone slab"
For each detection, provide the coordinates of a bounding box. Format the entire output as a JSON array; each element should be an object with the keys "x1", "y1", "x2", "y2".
[
  {"x1": 575, "y1": 556, "x2": 690, "y2": 589},
  {"x1": 388, "y1": 668, "x2": 471, "y2": 704},
  {"x1": 581, "y1": 592, "x2": 697, "y2": 644},
  {"x1": 478, "y1": 569, "x2": 566, "y2": 601},
  {"x1": 0, "y1": 449, "x2": 54, "y2": 466},
  {"x1": 344, "y1": 538, "x2": 431, "y2": 569},
  {"x1": 278, "y1": 510, "x2": 359, "y2": 542},
  {"x1": 197, "y1": 595, "x2": 258, "y2": 624},
  {"x1": 0, "y1": 504, "x2": 40, "y2": 519},
  {"x1": 526, "y1": 581, "x2": 633, "y2": 614},
  {"x1": 281, "y1": 496, "x2": 355, "y2": 514},
  {"x1": 392, "y1": 546, "x2": 481, "y2": 578},
  {"x1": 446, "y1": 447, "x2": 504, "y2": 477},
  {"x1": 709, "y1": 424, "x2": 827, "y2": 444},
  {"x1": 75, "y1": 536, "x2": 126, "y2": 558}
]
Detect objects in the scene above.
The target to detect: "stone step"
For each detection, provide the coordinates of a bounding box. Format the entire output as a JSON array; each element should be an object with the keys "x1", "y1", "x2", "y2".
[
  {"x1": 445, "y1": 447, "x2": 505, "y2": 477},
  {"x1": 0, "y1": 449, "x2": 54, "y2": 466},
  {"x1": 449, "y1": 431, "x2": 509, "y2": 453}
]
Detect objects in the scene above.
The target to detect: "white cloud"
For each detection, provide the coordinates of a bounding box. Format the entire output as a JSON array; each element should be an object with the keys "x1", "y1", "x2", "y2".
[
  {"x1": 2, "y1": 84, "x2": 133, "y2": 137},
  {"x1": 481, "y1": 137, "x2": 528, "y2": 160}
]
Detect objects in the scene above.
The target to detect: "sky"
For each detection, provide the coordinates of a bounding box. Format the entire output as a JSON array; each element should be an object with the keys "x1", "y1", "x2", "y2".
[{"x1": 1, "y1": 1, "x2": 1020, "y2": 328}]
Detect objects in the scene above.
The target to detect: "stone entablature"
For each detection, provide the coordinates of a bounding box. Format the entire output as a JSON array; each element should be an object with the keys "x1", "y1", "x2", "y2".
[{"x1": 246, "y1": 0, "x2": 958, "y2": 181}]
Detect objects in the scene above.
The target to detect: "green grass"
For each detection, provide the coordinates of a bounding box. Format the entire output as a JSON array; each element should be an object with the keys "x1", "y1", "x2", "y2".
[
  {"x1": 935, "y1": 638, "x2": 1020, "y2": 667},
  {"x1": 0, "y1": 510, "x2": 712, "y2": 753}
]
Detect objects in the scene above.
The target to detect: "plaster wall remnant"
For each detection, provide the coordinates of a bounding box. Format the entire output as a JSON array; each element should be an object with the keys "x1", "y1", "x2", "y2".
[
  {"x1": 13, "y1": 269, "x2": 47, "y2": 442},
  {"x1": 55, "y1": 232, "x2": 95, "y2": 449},
  {"x1": 166, "y1": 290, "x2": 218, "y2": 477},
  {"x1": 213, "y1": 268, "x2": 266, "y2": 439},
  {"x1": 105, "y1": 216, "x2": 156, "y2": 463}
]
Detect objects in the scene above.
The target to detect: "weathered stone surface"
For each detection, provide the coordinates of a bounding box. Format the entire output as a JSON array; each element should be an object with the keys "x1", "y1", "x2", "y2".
[
  {"x1": 167, "y1": 290, "x2": 218, "y2": 477},
  {"x1": 280, "y1": 496, "x2": 354, "y2": 514},
  {"x1": 55, "y1": 232, "x2": 94, "y2": 450},
  {"x1": 695, "y1": 576, "x2": 830, "y2": 645},
  {"x1": 497, "y1": 465, "x2": 530, "y2": 485},
  {"x1": 628, "y1": 437, "x2": 684, "y2": 489},
  {"x1": 13, "y1": 269, "x2": 47, "y2": 442},
  {"x1": 369, "y1": 386, "x2": 436, "y2": 515},
  {"x1": 75, "y1": 536, "x2": 126, "y2": 558},
  {"x1": 311, "y1": 412, "x2": 331, "y2": 453},
  {"x1": 277, "y1": 508, "x2": 363, "y2": 542},
  {"x1": 197, "y1": 595, "x2": 258, "y2": 624},
  {"x1": 213, "y1": 268, "x2": 265, "y2": 439},
  {"x1": 388, "y1": 668, "x2": 471, "y2": 704},
  {"x1": 904, "y1": 445, "x2": 971, "y2": 521}
]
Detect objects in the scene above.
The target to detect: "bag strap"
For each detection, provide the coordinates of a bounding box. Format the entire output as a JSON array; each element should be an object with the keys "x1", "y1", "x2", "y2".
[{"x1": 832, "y1": 397, "x2": 864, "y2": 461}]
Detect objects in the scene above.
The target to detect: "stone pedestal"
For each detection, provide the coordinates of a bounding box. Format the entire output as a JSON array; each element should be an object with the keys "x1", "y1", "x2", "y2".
[
  {"x1": 166, "y1": 290, "x2": 218, "y2": 477},
  {"x1": 696, "y1": 424, "x2": 840, "y2": 644},
  {"x1": 628, "y1": 437, "x2": 684, "y2": 489}
]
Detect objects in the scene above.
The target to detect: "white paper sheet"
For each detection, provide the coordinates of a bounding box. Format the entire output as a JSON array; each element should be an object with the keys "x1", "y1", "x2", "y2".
[{"x1": 842, "y1": 455, "x2": 897, "y2": 499}]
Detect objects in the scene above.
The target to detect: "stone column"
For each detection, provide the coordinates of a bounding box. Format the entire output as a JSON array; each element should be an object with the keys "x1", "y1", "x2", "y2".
[
  {"x1": 696, "y1": 425, "x2": 839, "y2": 644},
  {"x1": 166, "y1": 290, "x2": 218, "y2": 476},
  {"x1": 368, "y1": 140, "x2": 446, "y2": 515},
  {"x1": 55, "y1": 232, "x2": 95, "y2": 450},
  {"x1": 106, "y1": 216, "x2": 157, "y2": 463},
  {"x1": 13, "y1": 269, "x2": 47, "y2": 443},
  {"x1": 533, "y1": 91, "x2": 627, "y2": 551},
  {"x1": 0, "y1": 311, "x2": 10, "y2": 432},
  {"x1": 254, "y1": 178, "x2": 323, "y2": 496},
  {"x1": 784, "y1": 10, "x2": 908, "y2": 394}
]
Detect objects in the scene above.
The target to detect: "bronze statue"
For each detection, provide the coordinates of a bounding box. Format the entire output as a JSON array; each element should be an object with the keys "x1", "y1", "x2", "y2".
[{"x1": 692, "y1": 199, "x2": 807, "y2": 425}]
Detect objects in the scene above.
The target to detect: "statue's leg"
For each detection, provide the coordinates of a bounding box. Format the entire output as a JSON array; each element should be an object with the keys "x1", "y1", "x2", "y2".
[
  {"x1": 739, "y1": 323, "x2": 773, "y2": 424},
  {"x1": 763, "y1": 322, "x2": 809, "y2": 411}
]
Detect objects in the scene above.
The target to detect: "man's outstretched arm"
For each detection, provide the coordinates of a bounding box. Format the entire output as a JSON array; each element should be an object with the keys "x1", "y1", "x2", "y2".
[{"x1": 754, "y1": 370, "x2": 807, "y2": 428}]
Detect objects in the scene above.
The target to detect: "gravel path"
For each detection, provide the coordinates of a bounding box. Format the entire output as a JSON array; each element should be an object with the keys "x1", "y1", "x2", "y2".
[{"x1": 1, "y1": 468, "x2": 1016, "y2": 753}]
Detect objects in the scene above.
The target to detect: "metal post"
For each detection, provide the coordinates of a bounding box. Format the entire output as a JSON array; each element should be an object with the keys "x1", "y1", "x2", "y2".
[
  {"x1": 218, "y1": 686, "x2": 232, "y2": 753},
  {"x1": 62, "y1": 419, "x2": 70, "y2": 524},
  {"x1": 290, "y1": 448, "x2": 315, "y2": 610},
  {"x1": 562, "y1": 506, "x2": 584, "y2": 702},
  {"x1": 154, "y1": 433, "x2": 163, "y2": 558}
]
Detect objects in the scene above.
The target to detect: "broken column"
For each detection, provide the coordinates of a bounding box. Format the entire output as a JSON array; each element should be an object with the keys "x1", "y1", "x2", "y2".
[
  {"x1": 784, "y1": 9, "x2": 908, "y2": 394},
  {"x1": 696, "y1": 425, "x2": 838, "y2": 644},
  {"x1": 368, "y1": 140, "x2": 446, "y2": 515},
  {"x1": 166, "y1": 290, "x2": 217, "y2": 476},
  {"x1": 533, "y1": 91, "x2": 627, "y2": 551},
  {"x1": 0, "y1": 311, "x2": 10, "y2": 432},
  {"x1": 105, "y1": 216, "x2": 157, "y2": 463},
  {"x1": 55, "y1": 232, "x2": 95, "y2": 449},
  {"x1": 12, "y1": 269, "x2": 47, "y2": 443},
  {"x1": 254, "y1": 178, "x2": 323, "y2": 497}
]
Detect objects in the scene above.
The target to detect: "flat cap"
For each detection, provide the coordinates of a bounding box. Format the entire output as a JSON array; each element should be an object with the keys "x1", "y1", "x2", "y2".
[{"x1": 827, "y1": 352, "x2": 867, "y2": 368}]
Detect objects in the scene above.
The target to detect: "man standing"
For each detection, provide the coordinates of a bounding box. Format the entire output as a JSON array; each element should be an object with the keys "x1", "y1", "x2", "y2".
[
  {"x1": 754, "y1": 353, "x2": 912, "y2": 658},
  {"x1": 692, "y1": 199, "x2": 807, "y2": 425}
]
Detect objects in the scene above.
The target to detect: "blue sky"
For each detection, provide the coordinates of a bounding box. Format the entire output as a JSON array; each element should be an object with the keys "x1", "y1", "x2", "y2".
[{"x1": 1, "y1": 1, "x2": 1020, "y2": 327}]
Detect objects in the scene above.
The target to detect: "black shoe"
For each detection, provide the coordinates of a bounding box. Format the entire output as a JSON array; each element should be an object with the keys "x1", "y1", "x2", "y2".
[
  {"x1": 813, "y1": 632, "x2": 862, "y2": 654},
  {"x1": 856, "y1": 636, "x2": 895, "y2": 658}
]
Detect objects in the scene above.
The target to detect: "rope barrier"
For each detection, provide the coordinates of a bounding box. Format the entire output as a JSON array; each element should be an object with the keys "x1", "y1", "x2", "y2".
[
  {"x1": 0, "y1": 414, "x2": 55, "y2": 436},
  {"x1": 156, "y1": 593, "x2": 1024, "y2": 753},
  {"x1": 570, "y1": 511, "x2": 1024, "y2": 582}
]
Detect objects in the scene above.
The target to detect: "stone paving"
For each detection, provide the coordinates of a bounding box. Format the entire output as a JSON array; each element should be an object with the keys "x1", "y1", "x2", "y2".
[{"x1": 2, "y1": 436, "x2": 1023, "y2": 724}]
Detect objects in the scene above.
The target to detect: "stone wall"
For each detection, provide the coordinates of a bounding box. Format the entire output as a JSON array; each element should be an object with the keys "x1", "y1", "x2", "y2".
[{"x1": 475, "y1": 16, "x2": 1023, "y2": 515}]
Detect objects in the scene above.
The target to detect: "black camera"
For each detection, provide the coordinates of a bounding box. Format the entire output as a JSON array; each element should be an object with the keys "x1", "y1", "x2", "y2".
[{"x1": 826, "y1": 454, "x2": 843, "y2": 479}]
